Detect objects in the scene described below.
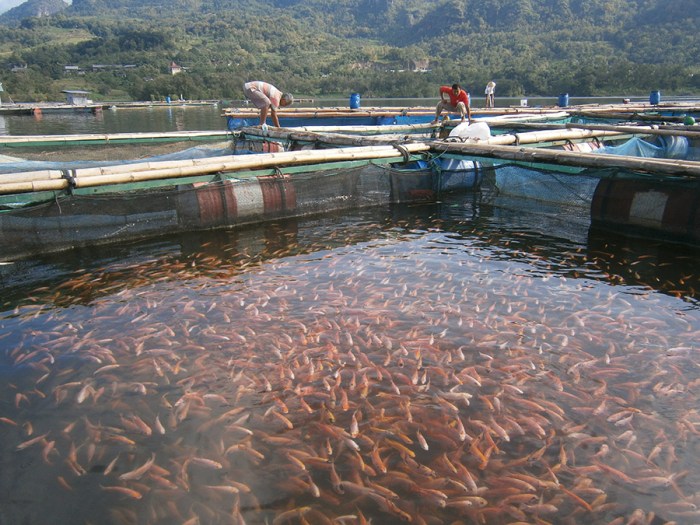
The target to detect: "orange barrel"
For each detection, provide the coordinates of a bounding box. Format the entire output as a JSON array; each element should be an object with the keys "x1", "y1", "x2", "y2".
[
  {"x1": 177, "y1": 175, "x2": 297, "y2": 227},
  {"x1": 591, "y1": 178, "x2": 700, "y2": 242},
  {"x1": 177, "y1": 180, "x2": 238, "y2": 227},
  {"x1": 234, "y1": 140, "x2": 285, "y2": 153},
  {"x1": 256, "y1": 173, "x2": 297, "y2": 214}
]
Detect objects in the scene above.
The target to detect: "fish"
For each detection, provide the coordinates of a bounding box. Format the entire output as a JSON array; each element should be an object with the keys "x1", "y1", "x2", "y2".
[
  {"x1": 16, "y1": 432, "x2": 49, "y2": 451},
  {"x1": 118, "y1": 452, "x2": 156, "y2": 481},
  {"x1": 99, "y1": 484, "x2": 143, "y2": 499},
  {"x1": 3, "y1": 216, "x2": 700, "y2": 525}
]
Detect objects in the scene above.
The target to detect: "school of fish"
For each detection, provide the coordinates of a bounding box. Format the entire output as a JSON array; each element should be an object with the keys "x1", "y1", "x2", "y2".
[{"x1": 1, "y1": 211, "x2": 699, "y2": 525}]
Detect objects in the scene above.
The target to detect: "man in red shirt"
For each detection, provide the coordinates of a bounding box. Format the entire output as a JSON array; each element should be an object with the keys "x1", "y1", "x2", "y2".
[{"x1": 431, "y1": 83, "x2": 472, "y2": 125}]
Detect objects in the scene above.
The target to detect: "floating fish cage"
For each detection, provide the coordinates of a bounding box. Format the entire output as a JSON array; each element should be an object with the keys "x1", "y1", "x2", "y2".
[
  {"x1": 4, "y1": 150, "x2": 700, "y2": 262},
  {"x1": 0, "y1": 142, "x2": 489, "y2": 261},
  {"x1": 2, "y1": 121, "x2": 700, "y2": 261}
]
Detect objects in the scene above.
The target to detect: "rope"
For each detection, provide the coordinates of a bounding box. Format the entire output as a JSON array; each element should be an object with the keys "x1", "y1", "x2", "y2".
[
  {"x1": 428, "y1": 155, "x2": 444, "y2": 199},
  {"x1": 393, "y1": 144, "x2": 411, "y2": 163}
]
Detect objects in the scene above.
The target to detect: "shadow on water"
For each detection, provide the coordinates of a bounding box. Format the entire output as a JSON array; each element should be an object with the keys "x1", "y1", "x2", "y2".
[{"x1": 2, "y1": 193, "x2": 698, "y2": 309}]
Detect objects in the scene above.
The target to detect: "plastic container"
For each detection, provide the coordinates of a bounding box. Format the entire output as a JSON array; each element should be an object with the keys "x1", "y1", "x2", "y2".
[
  {"x1": 557, "y1": 93, "x2": 569, "y2": 107},
  {"x1": 349, "y1": 93, "x2": 361, "y2": 109},
  {"x1": 650, "y1": 90, "x2": 661, "y2": 105}
]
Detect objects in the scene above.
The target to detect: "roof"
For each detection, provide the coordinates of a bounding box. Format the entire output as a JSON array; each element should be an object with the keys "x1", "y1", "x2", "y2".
[{"x1": 62, "y1": 90, "x2": 91, "y2": 94}]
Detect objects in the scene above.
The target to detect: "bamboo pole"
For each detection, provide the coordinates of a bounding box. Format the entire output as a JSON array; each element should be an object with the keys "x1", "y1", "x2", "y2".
[
  {"x1": 263, "y1": 126, "x2": 638, "y2": 148},
  {"x1": 0, "y1": 143, "x2": 430, "y2": 195},
  {"x1": 285, "y1": 112, "x2": 571, "y2": 134},
  {"x1": 0, "y1": 170, "x2": 66, "y2": 184},
  {"x1": 481, "y1": 128, "x2": 632, "y2": 146},
  {"x1": 223, "y1": 102, "x2": 700, "y2": 119},
  {"x1": 73, "y1": 143, "x2": 430, "y2": 188},
  {"x1": 480, "y1": 122, "x2": 698, "y2": 139},
  {"x1": 238, "y1": 126, "x2": 433, "y2": 147},
  {"x1": 564, "y1": 123, "x2": 700, "y2": 139},
  {"x1": 233, "y1": 127, "x2": 693, "y2": 171},
  {"x1": 569, "y1": 103, "x2": 700, "y2": 115},
  {"x1": 487, "y1": 121, "x2": 700, "y2": 139},
  {"x1": 0, "y1": 179, "x2": 68, "y2": 194},
  {"x1": 0, "y1": 130, "x2": 232, "y2": 146},
  {"x1": 2, "y1": 126, "x2": 397, "y2": 185},
  {"x1": 222, "y1": 106, "x2": 577, "y2": 119},
  {"x1": 432, "y1": 142, "x2": 700, "y2": 177},
  {"x1": 236, "y1": 126, "x2": 641, "y2": 153},
  {"x1": 242, "y1": 124, "x2": 624, "y2": 148},
  {"x1": 72, "y1": 141, "x2": 427, "y2": 178},
  {"x1": 288, "y1": 122, "x2": 437, "y2": 134}
]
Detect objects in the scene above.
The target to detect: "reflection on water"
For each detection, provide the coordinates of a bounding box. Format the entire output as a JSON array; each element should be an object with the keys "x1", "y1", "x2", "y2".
[
  {"x1": 1, "y1": 199, "x2": 700, "y2": 524},
  {"x1": 0, "y1": 105, "x2": 226, "y2": 136}
]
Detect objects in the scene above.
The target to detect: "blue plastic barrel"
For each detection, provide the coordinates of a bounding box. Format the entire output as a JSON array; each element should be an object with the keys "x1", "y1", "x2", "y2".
[
  {"x1": 166, "y1": 96, "x2": 171, "y2": 104},
  {"x1": 557, "y1": 93, "x2": 569, "y2": 107},
  {"x1": 650, "y1": 90, "x2": 661, "y2": 105},
  {"x1": 350, "y1": 93, "x2": 361, "y2": 109}
]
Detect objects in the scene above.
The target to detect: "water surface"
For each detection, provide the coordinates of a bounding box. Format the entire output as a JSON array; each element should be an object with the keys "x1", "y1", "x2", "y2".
[
  {"x1": 2, "y1": 95, "x2": 697, "y2": 137},
  {"x1": 1, "y1": 199, "x2": 699, "y2": 524}
]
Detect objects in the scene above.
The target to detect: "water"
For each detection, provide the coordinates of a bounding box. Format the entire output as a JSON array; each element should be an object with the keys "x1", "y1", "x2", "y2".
[
  {"x1": 1, "y1": 198, "x2": 699, "y2": 524},
  {"x1": 0, "y1": 105, "x2": 227, "y2": 136},
  {"x1": 2, "y1": 95, "x2": 698, "y2": 137}
]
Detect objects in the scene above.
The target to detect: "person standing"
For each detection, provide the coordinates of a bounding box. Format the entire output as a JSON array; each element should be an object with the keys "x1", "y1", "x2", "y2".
[
  {"x1": 242, "y1": 81, "x2": 294, "y2": 127},
  {"x1": 485, "y1": 81, "x2": 496, "y2": 108},
  {"x1": 431, "y1": 83, "x2": 472, "y2": 124}
]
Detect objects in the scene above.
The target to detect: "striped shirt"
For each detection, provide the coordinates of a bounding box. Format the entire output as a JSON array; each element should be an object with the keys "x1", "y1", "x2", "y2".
[{"x1": 243, "y1": 81, "x2": 283, "y2": 109}]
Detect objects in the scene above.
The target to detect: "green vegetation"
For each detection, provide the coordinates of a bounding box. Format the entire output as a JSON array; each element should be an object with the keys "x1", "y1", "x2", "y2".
[{"x1": 0, "y1": 0, "x2": 697, "y2": 102}]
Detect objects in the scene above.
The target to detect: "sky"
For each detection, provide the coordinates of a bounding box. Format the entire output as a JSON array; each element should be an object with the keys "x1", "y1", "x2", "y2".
[
  {"x1": 0, "y1": 0, "x2": 72, "y2": 14},
  {"x1": 0, "y1": 0, "x2": 25, "y2": 13}
]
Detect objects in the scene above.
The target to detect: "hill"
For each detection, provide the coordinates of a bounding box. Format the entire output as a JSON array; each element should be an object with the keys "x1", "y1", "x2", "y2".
[
  {"x1": 0, "y1": 0, "x2": 67, "y2": 22},
  {"x1": 0, "y1": 0, "x2": 697, "y2": 102}
]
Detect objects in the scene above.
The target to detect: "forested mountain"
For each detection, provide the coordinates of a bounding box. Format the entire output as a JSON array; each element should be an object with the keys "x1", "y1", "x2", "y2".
[
  {"x1": 0, "y1": 0, "x2": 67, "y2": 21},
  {"x1": 0, "y1": 0, "x2": 697, "y2": 102}
]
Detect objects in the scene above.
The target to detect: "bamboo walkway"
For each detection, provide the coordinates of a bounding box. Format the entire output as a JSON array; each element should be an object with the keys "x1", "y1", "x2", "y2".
[
  {"x1": 2, "y1": 103, "x2": 699, "y2": 197},
  {"x1": 223, "y1": 101, "x2": 700, "y2": 120}
]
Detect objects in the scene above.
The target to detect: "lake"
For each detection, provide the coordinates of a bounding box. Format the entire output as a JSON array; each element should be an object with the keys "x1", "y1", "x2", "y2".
[{"x1": 2, "y1": 94, "x2": 698, "y2": 137}]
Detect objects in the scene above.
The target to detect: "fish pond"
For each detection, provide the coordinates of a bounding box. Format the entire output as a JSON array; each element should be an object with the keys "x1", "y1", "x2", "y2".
[{"x1": 1, "y1": 196, "x2": 699, "y2": 525}]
